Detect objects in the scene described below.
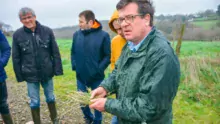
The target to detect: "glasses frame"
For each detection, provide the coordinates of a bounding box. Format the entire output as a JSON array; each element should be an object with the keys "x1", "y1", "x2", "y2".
[{"x1": 117, "y1": 14, "x2": 144, "y2": 24}]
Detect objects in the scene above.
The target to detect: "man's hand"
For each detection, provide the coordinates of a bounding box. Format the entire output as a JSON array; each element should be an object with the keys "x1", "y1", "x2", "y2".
[
  {"x1": 90, "y1": 87, "x2": 107, "y2": 99},
  {"x1": 89, "y1": 98, "x2": 107, "y2": 112}
]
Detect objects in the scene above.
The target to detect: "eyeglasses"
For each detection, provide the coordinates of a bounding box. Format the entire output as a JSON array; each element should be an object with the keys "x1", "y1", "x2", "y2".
[
  {"x1": 20, "y1": 16, "x2": 34, "y2": 21},
  {"x1": 117, "y1": 14, "x2": 143, "y2": 25}
]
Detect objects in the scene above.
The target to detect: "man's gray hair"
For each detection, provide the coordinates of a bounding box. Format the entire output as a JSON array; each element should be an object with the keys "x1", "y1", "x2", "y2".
[{"x1": 18, "y1": 7, "x2": 36, "y2": 20}]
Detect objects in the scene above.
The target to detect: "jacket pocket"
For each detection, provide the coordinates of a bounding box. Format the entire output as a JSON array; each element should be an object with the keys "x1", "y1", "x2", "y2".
[
  {"x1": 39, "y1": 39, "x2": 50, "y2": 49},
  {"x1": 21, "y1": 64, "x2": 34, "y2": 76},
  {"x1": 18, "y1": 40, "x2": 31, "y2": 54}
]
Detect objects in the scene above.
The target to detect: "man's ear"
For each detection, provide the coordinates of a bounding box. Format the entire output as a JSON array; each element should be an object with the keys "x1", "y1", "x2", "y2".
[
  {"x1": 144, "y1": 14, "x2": 150, "y2": 26},
  {"x1": 89, "y1": 20, "x2": 94, "y2": 26}
]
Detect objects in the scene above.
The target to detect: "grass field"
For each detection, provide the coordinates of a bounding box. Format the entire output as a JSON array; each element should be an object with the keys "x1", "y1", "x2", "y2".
[
  {"x1": 192, "y1": 20, "x2": 218, "y2": 30},
  {"x1": 5, "y1": 38, "x2": 220, "y2": 123}
]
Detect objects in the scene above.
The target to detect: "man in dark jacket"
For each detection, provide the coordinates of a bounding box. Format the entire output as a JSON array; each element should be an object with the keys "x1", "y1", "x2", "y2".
[
  {"x1": 0, "y1": 30, "x2": 13, "y2": 124},
  {"x1": 90, "y1": 0, "x2": 180, "y2": 124},
  {"x1": 12, "y1": 7, "x2": 63, "y2": 124},
  {"x1": 71, "y1": 10, "x2": 110, "y2": 124}
]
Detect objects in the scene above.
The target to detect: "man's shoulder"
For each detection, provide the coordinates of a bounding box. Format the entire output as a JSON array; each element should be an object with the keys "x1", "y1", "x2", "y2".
[
  {"x1": 98, "y1": 29, "x2": 109, "y2": 36},
  {"x1": 73, "y1": 30, "x2": 81, "y2": 40},
  {"x1": 39, "y1": 24, "x2": 53, "y2": 33},
  {"x1": 0, "y1": 30, "x2": 4, "y2": 40},
  {"x1": 148, "y1": 31, "x2": 174, "y2": 58},
  {"x1": 13, "y1": 27, "x2": 24, "y2": 37},
  {"x1": 73, "y1": 30, "x2": 80, "y2": 35}
]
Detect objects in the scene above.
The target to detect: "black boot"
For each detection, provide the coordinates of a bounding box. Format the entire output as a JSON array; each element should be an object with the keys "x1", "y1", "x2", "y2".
[
  {"x1": 31, "y1": 108, "x2": 41, "y2": 124},
  {"x1": 1, "y1": 114, "x2": 13, "y2": 124},
  {"x1": 84, "y1": 118, "x2": 93, "y2": 124},
  {"x1": 47, "y1": 102, "x2": 59, "y2": 124}
]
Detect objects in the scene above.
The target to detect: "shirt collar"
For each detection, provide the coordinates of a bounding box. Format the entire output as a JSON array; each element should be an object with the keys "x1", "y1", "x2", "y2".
[{"x1": 128, "y1": 28, "x2": 153, "y2": 52}]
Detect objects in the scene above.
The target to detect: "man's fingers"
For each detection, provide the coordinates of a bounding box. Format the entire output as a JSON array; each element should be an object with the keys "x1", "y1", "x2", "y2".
[
  {"x1": 90, "y1": 90, "x2": 96, "y2": 99},
  {"x1": 89, "y1": 99, "x2": 98, "y2": 108},
  {"x1": 90, "y1": 98, "x2": 99, "y2": 103}
]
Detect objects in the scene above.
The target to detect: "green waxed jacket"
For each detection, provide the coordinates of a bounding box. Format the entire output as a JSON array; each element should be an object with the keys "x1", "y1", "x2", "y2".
[{"x1": 100, "y1": 28, "x2": 180, "y2": 124}]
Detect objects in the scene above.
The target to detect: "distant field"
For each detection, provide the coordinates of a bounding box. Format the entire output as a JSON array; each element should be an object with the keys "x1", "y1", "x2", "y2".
[
  {"x1": 5, "y1": 38, "x2": 220, "y2": 123},
  {"x1": 192, "y1": 20, "x2": 218, "y2": 30},
  {"x1": 172, "y1": 41, "x2": 220, "y2": 57}
]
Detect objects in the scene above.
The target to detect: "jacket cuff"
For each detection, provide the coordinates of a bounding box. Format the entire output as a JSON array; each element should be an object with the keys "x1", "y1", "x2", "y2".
[
  {"x1": 17, "y1": 77, "x2": 24, "y2": 82},
  {"x1": 105, "y1": 98, "x2": 119, "y2": 115},
  {"x1": 105, "y1": 98, "x2": 113, "y2": 113},
  {"x1": 99, "y1": 83, "x2": 111, "y2": 93},
  {"x1": 54, "y1": 71, "x2": 63, "y2": 76}
]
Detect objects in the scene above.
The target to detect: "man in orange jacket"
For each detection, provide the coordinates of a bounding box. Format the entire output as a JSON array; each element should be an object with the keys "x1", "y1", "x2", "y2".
[{"x1": 108, "y1": 10, "x2": 126, "y2": 124}]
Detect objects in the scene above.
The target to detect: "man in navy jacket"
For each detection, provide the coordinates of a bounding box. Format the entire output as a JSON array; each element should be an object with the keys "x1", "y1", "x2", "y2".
[
  {"x1": 71, "y1": 10, "x2": 110, "y2": 124},
  {"x1": 0, "y1": 30, "x2": 13, "y2": 124}
]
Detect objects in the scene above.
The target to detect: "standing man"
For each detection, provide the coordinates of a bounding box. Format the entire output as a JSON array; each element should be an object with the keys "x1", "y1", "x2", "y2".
[
  {"x1": 0, "y1": 30, "x2": 13, "y2": 124},
  {"x1": 71, "y1": 10, "x2": 110, "y2": 124},
  {"x1": 90, "y1": 0, "x2": 180, "y2": 124},
  {"x1": 12, "y1": 7, "x2": 63, "y2": 124},
  {"x1": 108, "y1": 10, "x2": 126, "y2": 124}
]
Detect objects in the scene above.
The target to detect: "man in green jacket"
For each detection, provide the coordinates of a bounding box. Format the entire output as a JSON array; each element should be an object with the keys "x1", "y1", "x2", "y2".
[{"x1": 90, "y1": 0, "x2": 180, "y2": 124}]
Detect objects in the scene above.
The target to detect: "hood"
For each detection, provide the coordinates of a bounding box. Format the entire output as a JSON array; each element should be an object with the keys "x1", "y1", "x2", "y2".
[
  {"x1": 91, "y1": 20, "x2": 101, "y2": 29},
  {"x1": 81, "y1": 19, "x2": 102, "y2": 34},
  {"x1": 108, "y1": 10, "x2": 119, "y2": 33}
]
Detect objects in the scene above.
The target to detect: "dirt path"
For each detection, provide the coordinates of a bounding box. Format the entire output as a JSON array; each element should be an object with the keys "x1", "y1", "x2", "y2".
[{"x1": 0, "y1": 80, "x2": 111, "y2": 124}]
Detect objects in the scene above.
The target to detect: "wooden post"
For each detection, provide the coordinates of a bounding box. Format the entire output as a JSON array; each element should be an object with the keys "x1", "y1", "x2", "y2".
[{"x1": 176, "y1": 24, "x2": 185, "y2": 57}]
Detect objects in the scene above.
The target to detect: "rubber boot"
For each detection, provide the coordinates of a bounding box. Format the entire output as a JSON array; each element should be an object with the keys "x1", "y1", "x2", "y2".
[
  {"x1": 31, "y1": 108, "x2": 41, "y2": 124},
  {"x1": 1, "y1": 114, "x2": 13, "y2": 124},
  {"x1": 47, "y1": 102, "x2": 59, "y2": 124}
]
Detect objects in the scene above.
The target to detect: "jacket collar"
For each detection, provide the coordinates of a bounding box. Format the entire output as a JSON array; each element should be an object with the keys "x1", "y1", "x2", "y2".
[
  {"x1": 136, "y1": 26, "x2": 157, "y2": 52},
  {"x1": 125, "y1": 27, "x2": 157, "y2": 58}
]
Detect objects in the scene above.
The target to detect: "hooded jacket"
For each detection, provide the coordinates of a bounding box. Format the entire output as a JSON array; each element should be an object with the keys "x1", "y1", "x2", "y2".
[
  {"x1": 108, "y1": 10, "x2": 126, "y2": 71},
  {"x1": 71, "y1": 20, "x2": 110, "y2": 83}
]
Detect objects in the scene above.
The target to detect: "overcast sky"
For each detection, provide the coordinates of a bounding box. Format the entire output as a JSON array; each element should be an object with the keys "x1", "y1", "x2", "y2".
[{"x1": 0, "y1": 0, "x2": 219, "y2": 30}]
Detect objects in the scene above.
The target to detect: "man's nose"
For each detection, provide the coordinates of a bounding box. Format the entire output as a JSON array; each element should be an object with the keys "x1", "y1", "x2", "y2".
[{"x1": 120, "y1": 19, "x2": 128, "y2": 28}]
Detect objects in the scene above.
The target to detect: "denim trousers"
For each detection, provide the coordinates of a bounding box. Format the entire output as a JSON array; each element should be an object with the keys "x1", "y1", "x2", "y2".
[
  {"x1": 26, "y1": 79, "x2": 55, "y2": 108},
  {"x1": 0, "y1": 81, "x2": 10, "y2": 114},
  {"x1": 111, "y1": 116, "x2": 118, "y2": 124},
  {"x1": 77, "y1": 79, "x2": 103, "y2": 122}
]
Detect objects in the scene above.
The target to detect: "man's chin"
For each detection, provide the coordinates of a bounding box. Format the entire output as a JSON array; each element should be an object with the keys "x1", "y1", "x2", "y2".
[
  {"x1": 25, "y1": 25, "x2": 33, "y2": 29},
  {"x1": 125, "y1": 36, "x2": 132, "y2": 41}
]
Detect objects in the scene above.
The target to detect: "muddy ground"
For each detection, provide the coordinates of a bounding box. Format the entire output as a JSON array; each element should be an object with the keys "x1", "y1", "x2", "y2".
[{"x1": 0, "y1": 80, "x2": 111, "y2": 124}]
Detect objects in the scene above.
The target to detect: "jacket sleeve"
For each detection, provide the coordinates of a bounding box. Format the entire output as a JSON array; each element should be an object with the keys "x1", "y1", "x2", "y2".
[
  {"x1": 104, "y1": 49, "x2": 180, "y2": 122},
  {"x1": 99, "y1": 68, "x2": 117, "y2": 94},
  {"x1": 100, "y1": 52, "x2": 123, "y2": 94},
  {"x1": 49, "y1": 29, "x2": 63, "y2": 76},
  {"x1": 98, "y1": 33, "x2": 110, "y2": 72},
  {"x1": 71, "y1": 32, "x2": 77, "y2": 71},
  {"x1": 12, "y1": 33, "x2": 24, "y2": 82},
  {"x1": 0, "y1": 31, "x2": 11, "y2": 69}
]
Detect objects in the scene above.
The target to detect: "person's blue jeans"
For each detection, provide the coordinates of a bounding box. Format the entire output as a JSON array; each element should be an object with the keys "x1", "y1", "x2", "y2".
[
  {"x1": 27, "y1": 79, "x2": 55, "y2": 109},
  {"x1": 0, "y1": 81, "x2": 10, "y2": 114},
  {"x1": 77, "y1": 79, "x2": 103, "y2": 123},
  {"x1": 111, "y1": 116, "x2": 118, "y2": 124}
]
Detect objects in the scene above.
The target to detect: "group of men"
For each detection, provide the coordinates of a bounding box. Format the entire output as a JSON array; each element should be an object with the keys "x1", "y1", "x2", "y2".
[{"x1": 0, "y1": 0, "x2": 180, "y2": 124}]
